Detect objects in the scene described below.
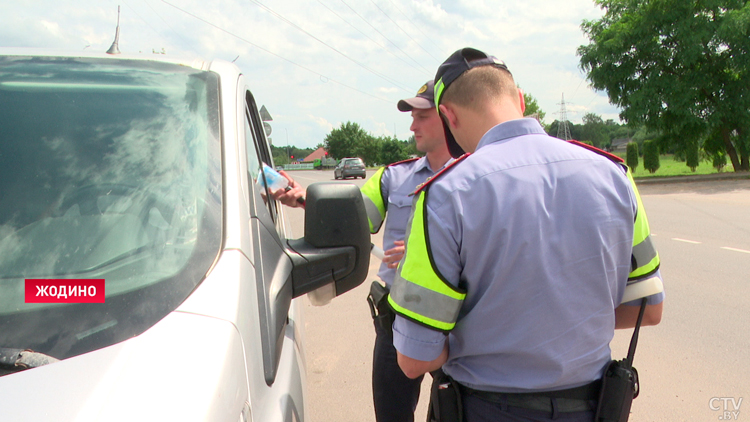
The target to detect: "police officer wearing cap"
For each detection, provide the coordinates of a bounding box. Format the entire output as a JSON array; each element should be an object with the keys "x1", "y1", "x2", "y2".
[
  {"x1": 388, "y1": 48, "x2": 664, "y2": 422},
  {"x1": 273, "y1": 80, "x2": 453, "y2": 422}
]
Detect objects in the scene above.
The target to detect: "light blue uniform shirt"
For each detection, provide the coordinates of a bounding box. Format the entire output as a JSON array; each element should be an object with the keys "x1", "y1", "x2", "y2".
[
  {"x1": 393, "y1": 118, "x2": 664, "y2": 393},
  {"x1": 377, "y1": 156, "x2": 451, "y2": 286}
]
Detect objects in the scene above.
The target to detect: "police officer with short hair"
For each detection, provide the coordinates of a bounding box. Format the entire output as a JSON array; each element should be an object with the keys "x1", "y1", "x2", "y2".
[
  {"x1": 388, "y1": 48, "x2": 664, "y2": 422},
  {"x1": 274, "y1": 80, "x2": 453, "y2": 422}
]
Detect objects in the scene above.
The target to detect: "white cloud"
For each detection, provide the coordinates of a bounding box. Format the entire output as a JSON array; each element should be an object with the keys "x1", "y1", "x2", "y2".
[
  {"x1": 377, "y1": 86, "x2": 400, "y2": 94},
  {"x1": 1, "y1": 0, "x2": 620, "y2": 148}
]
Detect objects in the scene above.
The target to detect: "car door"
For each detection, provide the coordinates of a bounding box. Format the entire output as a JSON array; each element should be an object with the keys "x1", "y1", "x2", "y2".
[
  {"x1": 243, "y1": 88, "x2": 295, "y2": 376},
  {"x1": 334, "y1": 161, "x2": 343, "y2": 179},
  {"x1": 239, "y1": 87, "x2": 304, "y2": 418}
]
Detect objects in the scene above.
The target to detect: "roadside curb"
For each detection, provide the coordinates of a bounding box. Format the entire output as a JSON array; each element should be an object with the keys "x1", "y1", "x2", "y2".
[{"x1": 634, "y1": 171, "x2": 750, "y2": 185}]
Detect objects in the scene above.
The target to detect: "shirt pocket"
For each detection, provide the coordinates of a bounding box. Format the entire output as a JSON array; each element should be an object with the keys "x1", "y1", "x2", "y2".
[{"x1": 387, "y1": 193, "x2": 414, "y2": 234}]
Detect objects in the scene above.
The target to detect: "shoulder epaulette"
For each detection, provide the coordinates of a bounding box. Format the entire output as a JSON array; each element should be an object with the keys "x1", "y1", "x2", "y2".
[
  {"x1": 411, "y1": 153, "x2": 470, "y2": 195},
  {"x1": 568, "y1": 140, "x2": 624, "y2": 163},
  {"x1": 385, "y1": 157, "x2": 421, "y2": 168}
]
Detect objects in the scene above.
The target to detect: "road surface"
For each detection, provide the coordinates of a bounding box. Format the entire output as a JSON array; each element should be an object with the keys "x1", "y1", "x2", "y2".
[{"x1": 284, "y1": 170, "x2": 750, "y2": 422}]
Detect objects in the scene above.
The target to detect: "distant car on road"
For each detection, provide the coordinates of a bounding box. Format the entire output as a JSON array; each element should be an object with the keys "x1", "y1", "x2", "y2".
[{"x1": 334, "y1": 157, "x2": 366, "y2": 179}]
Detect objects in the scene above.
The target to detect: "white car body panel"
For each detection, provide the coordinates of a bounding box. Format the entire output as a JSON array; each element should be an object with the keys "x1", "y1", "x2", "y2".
[{"x1": 0, "y1": 49, "x2": 308, "y2": 422}]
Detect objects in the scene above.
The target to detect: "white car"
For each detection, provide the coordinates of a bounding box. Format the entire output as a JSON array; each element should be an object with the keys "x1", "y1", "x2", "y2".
[{"x1": 0, "y1": 49, "x2": 370, "y2": 421}]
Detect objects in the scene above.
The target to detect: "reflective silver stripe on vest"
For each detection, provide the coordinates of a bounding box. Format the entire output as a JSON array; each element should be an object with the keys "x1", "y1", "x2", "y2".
[
  {"x1": 361, "y1": 194, "x2": 384, "y2": 232},
  {"x1": 390, "y1": 271, "x2": 463, "y2": 326},
  {"x1": 631, "y1": 235, "x2": 657, "y2": 272}
]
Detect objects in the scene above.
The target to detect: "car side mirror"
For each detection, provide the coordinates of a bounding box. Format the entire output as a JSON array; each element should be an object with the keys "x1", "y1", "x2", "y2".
[{"x1": 286, "y1": 182, "x2": 370, "y2": 298}]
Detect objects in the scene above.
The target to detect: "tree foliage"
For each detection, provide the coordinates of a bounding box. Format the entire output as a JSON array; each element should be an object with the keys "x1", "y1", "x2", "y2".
[
  {"x1": 546, "y1": 114, "x2": 633, "y2": 150},
  {"x1": 323, "y1": 121, "x2": 414, "y2": 166},
  {"x1": 324, "y1": 122, "x2": 373, "y2": 161},
  {"x1": 643, "y1": 140, "x2": 660, "y2": 173},
  {"x1": 522, "y1": 91, "x2": 547, "y2": 124},
  {"x1": 579, "y1": 113, "x2": 609, "y2": 149},
  {"x1": 685, "y1": 139, "x2": 700, "y2": 172},
  {"x1": 626, "y1": 142, "x2": 639, "y2": 172},
  {"x1": 579, "y1": 0, "x2": 750, "y2": 172},
  {"x1": 379, "y1": 136, "x2": 410, "y2": 165}
]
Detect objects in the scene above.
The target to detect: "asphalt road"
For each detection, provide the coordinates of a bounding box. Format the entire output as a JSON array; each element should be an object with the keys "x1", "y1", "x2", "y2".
[{"x1": 284, "y1": 170, "x2": 750, "y2": 422}]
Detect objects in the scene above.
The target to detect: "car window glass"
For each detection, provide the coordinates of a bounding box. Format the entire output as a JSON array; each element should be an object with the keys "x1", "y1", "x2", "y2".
[
  {"x1": 244, "y1": 92, "x2": 277, "y2": 222},
  {"x1": 0, "y1": 56, "x2": 222, "y2": 361}
]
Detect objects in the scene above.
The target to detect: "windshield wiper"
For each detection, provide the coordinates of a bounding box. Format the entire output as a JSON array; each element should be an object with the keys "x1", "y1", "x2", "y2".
[{"x1": 0, "y1": 347, "x2": 59, "y2": 373}]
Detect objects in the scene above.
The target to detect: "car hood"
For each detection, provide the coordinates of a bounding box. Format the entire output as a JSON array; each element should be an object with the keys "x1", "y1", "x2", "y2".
[{"x1": 0, "y1": 310, "x2": 248, "y2": 422}]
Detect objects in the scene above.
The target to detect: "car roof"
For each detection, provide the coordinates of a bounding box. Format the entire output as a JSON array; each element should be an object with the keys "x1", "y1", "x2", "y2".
[{"x1": 0, "y1": 48, "x2": 215, "y2": 72}]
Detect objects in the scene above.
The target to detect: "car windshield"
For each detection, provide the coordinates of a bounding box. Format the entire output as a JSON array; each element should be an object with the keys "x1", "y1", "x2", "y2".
[
  {"x1": 0, "y1": 56, "x2": 222, "y2": 367},
  {"x1": 345, "y1": 158, "x2": 363, "y2": 166}
]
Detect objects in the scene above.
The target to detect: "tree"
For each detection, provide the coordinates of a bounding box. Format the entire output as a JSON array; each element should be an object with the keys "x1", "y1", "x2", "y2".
[
  {"x1": 626, "y1": 142, "x2": 639, "y2": 172},
  {"x1": 643, "y1": 140, "x2": 660, "y2": 174},
  {"x1": 522, "y1": 91, "x2": 546, "y2": 124},
  {"x1": 324, "y1": 122, "x2": 371, "y2": 160},
  {"x1": 578, "y1": 0, "x2": 750, "y2": 172},
  {"x1": 356, "y1": 135, "x2": 381, "y2": 166},
  {"x1": 713, "y1": 152, "x2": 728, "y2": 172},
  {"x1": 580, "y1": 113, "x2": 609, "y2": 149},
  {"x1": 379, "y1": 136, "x2": 409, "y2": 165}
]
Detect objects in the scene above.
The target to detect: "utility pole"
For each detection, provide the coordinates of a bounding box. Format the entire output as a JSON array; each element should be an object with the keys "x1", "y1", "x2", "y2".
[{"x1": 556, "y1": 93, "x2": 572, "y2": 141}]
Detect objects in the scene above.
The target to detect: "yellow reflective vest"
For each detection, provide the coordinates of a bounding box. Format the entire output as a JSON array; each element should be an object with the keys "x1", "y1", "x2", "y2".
[{"x1": 388, "y1": 145, "x2": 660, "y2": 332}]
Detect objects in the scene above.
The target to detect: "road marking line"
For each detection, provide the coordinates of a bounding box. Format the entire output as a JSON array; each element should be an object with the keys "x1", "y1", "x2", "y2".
[
  {"x1": 672, "y1": 238, "x2": 702, "y2": 244},
  {"x1": 721, "y1": 247, "x2": 750, "y2": 254},
  {"x1": 291, "y1": 175, "x2": 318, "y2": 181}
]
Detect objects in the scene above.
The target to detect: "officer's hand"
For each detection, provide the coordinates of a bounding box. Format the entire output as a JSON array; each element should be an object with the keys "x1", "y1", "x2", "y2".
[
  {"x1": 383, "y1": 240, "x2": 405, "y2": 269},
  {"x1": 271, "y1": 170, "x2": 306, "y2": 208}
]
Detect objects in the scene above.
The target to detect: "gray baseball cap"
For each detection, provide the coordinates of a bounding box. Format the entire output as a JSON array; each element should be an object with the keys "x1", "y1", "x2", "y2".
[{"x1": 397, "y1": 80, "x2": 435, "y2": 111}]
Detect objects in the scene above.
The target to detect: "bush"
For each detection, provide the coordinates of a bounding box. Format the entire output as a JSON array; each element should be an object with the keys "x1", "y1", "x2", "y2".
[
  {"x1": 626, "y1": 142, "x2": 639, "y2": 172},
  {"x1": 642, "y1": 140, "x2": 660, "y2": 174},
  {"x1": 712, "y1": 152, "x2": 727, "y2": 172}
]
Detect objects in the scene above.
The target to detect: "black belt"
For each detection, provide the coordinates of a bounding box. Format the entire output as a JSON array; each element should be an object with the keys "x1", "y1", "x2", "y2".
[{"x1": 459, "y1": 380, "x2": 600, "y2": 413}]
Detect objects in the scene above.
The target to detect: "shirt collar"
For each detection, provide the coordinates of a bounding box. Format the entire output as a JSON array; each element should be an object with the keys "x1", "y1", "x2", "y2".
[
  {"x1": 476, "y1": 118, "x2": 547, "y2": 151},
  {"x1": 414, "y1": 155, "x2": 454, "y2": 174}
]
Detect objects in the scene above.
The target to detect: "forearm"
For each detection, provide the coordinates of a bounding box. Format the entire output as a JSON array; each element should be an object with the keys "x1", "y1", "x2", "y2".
[
  {"x1": 615, "y1": 301, "x2": 663, "y2": 329},
  {"x1": 397, "y1": 341, "x2": 449, "y2": 379}
]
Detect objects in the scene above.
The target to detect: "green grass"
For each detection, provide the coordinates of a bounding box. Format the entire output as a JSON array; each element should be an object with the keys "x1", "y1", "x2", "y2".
[{"x1": 614, "y1": 154, "x2": 727, "y2": 178}]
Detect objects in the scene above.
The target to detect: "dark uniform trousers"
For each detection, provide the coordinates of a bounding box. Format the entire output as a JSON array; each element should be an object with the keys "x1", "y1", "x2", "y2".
[
  {"x1": 461, "y1": 388, "x2": 596, "y2": 422},
  {"x1": 372, "y1": 318, "x2": 424, "y2": 422}
]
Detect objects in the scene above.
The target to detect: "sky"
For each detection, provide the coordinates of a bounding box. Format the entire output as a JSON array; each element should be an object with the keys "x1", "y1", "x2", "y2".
[{"x1": 1, "y1": 0, "x2": 620, "y2": 150}]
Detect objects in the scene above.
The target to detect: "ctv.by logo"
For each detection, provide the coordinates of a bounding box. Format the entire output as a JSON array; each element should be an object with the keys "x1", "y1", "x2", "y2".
[{"x1": 710, "y1": 397, "x2": 742, "y2": 420}]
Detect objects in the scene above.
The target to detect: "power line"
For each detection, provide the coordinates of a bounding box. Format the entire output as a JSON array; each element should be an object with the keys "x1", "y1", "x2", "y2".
[
  {"x1": 160, "y1": 0, "x2": 394, "y2": 104},
  {"x1": 383, "y1": 0, "x2": 443, "y2": 55},
  {"x1": 369, "y1": 0, "x2": 440, "y2": 63},
  {"x1": 315, "y1": 0, "x2": 430, "y2": 74},
  {"x1": 247, "y1": 0, "x2": 413, "y2": 93},
  {"x1": 143, "y1": 0, "x2": 189, "y2": 44},
  {"x1": 120, "y1": 0, "x2": 162, "y2": 39},
  {"x1": 339, "y1": 0, "x2": 426, "y2": 72}
]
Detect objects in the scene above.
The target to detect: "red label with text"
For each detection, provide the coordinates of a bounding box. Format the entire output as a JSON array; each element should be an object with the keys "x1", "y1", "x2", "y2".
[{"x1": 25, "y1": 279, "x2": 105, "y2": 303}]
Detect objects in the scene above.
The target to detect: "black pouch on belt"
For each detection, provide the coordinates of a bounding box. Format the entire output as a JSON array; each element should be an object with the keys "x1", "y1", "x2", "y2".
[
  {"x1": 366, "y1": 281, "x2": 394, "y2": 331},
  {"x1": 427, "y1": 368, "x2": 463, "y2": 422},
  {"x1": 595, "y1": 359, "x2": 639, "y2": 422}
]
